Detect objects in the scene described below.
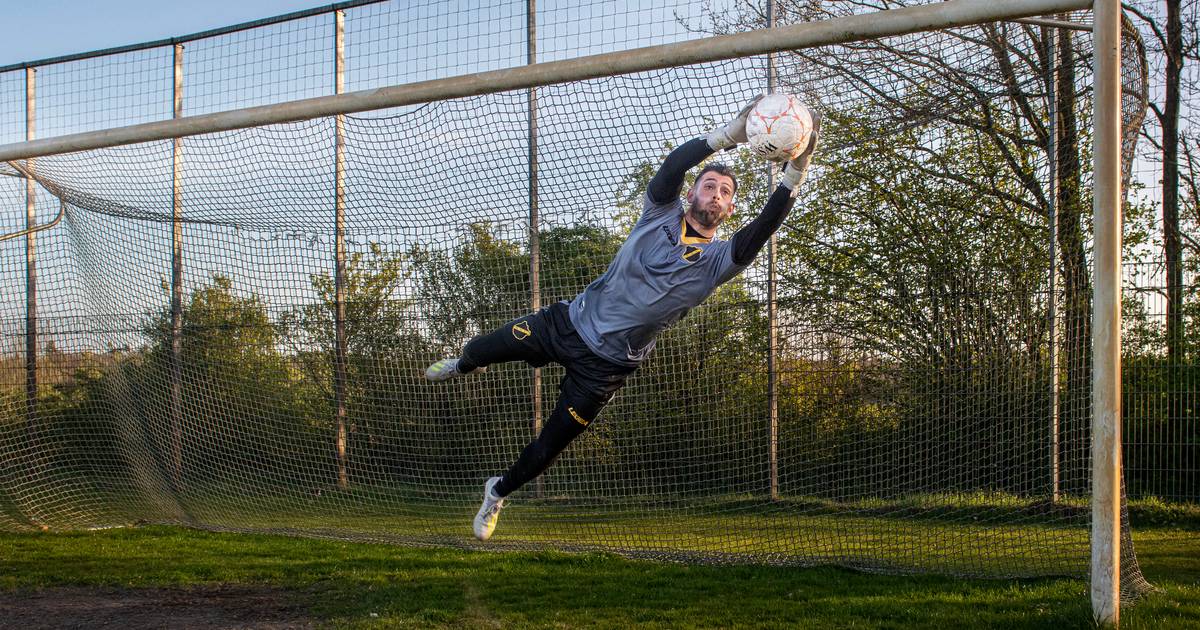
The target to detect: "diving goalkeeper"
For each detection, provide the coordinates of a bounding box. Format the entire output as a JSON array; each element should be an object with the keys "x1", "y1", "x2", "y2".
[{"x1": 425, "y1": 96, "x2": 819, "y2": 541}]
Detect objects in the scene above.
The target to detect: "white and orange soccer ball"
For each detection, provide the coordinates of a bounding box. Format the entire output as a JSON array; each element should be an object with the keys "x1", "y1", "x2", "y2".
[{"x1": 745, "y1": 93, "x2": 814, "y2": 162}]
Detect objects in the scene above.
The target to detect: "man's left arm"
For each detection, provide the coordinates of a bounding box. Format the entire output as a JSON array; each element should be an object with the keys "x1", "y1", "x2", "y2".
[
  {"x1": 729, "y1": 114, "x2": 820, "y2": 265},
  {"x1": 729, "y1": 185, "x2": 797, "y2": 265}
]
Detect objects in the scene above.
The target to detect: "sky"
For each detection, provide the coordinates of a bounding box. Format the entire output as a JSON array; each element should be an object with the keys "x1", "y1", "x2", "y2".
[
  {"x1": 0, "y1": 0, "x2": 729, "y2": 343},
  {"x1": 0, "y1": 0, "x2": 335, "y2": 67}
]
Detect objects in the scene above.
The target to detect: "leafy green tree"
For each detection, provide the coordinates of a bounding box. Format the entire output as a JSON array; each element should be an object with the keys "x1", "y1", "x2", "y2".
[
  {"x1": 702, "y1": 0, "x2": 1149, "y2": 496},
  {"x1": 1120, "y1": 192, "x2": 1200, "y2": 499},
  {"x1": 141, "y1": 275, "x2": 316, "y2": 488},
  {"x1": 278, "y1": 243, "x2": 428, "y2": 486},
  {"x1": 593, "y1": 277, "x2": 771, "y2": 494},
  {"x1": 612, "y1": 102, "x2": 1071, "y2": 497},
  {"x1": 780, "y1": 109, "x2": 1071, "y2": 493},
  {"x1": 409, "y1": 224, "x2": 532, "y2": 351},
  {"x1": 410, "y1": 221, "x2": 625, "y2": 347}
]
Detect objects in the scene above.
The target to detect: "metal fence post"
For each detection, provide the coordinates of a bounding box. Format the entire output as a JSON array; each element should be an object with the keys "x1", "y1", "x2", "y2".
[
  {"x1": 170, "y1": 44, "x2": 185, "y2": 488},
  {"x1": 766, "y1": 0, "x2": 780, "y2": 502},
  {"x1": 1044, "y1": 23, "x2": 1060, "y2": 504},
  {"x1": 334, "y1": 9, "x2": 350, "y2": 490},
  {"x1": 528, "y1": 0, "x2": 543, "y2": 498},
  {"x1": 24, "y1": 67, "x2": 36, "y2": 427}
]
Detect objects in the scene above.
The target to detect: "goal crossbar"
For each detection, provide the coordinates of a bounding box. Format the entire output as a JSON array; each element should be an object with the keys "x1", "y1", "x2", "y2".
[{"x1": 0, "y1": 0, "x2": 1090, "y2": 163}]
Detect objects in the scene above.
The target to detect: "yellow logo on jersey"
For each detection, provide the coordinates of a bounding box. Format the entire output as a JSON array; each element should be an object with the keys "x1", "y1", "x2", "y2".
[
  {"x1": 682, "y1": 245, "x2": 703, "y2": 263},
  {"x1": 567, "y1": 406, "x2": 590, "y2": 426},
  {"x1": 512, "y1": 321, "x2": 532, "y2": 340}
]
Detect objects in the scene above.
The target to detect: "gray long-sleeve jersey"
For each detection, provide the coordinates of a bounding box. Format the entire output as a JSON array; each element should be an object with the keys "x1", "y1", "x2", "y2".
[
  {"x1": 567, "y1": 192, "x2": 747, "y2": 366},
  {"x1": 567, "y1": 136, "x2": 796, "y2": 367}
]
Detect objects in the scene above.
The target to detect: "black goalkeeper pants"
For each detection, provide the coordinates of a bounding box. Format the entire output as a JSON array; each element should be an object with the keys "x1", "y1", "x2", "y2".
[{"x1": 458, "y1": 301, "x2": 636, "y2": 498}]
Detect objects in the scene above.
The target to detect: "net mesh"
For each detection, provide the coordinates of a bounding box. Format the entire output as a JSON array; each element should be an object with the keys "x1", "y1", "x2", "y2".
[{"x1": 0, "y1": 0, "x2": 1156, "y2": 597}]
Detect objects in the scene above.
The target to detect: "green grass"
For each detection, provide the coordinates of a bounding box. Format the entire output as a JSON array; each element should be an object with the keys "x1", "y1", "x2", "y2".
[
  {"x1": 7, "y1": 488, "x2": 1111, "y2": 579},
  {"x1": 6, "y1": 486, "x2": 1196, "y2": 607},
  {"x1": 0, "y1": 525, "x2": 1196, "y2": 628}
]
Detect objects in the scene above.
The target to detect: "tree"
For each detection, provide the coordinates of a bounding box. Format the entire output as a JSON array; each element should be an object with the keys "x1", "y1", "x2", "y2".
[
  {"x1": 143, "y1": 275, "x2": 314, "y2": 488},
  {"x1": 603, "y1": 144, "x2": 796, "y2": 494},
  {"x1": 702, "y1": 0, "x2": 1148, "y2": 495},
  {"x1": 1125, "y1": 0, "x2": 1199, "y2": 367},
  {"x1": 278, "y1": 243, "x2": 424, "y2": 487},
  {"x1": 775, "y1": 111, "x2": 1059, "y2": 493},
  {"x1": 1119, "y1": 1, "x2": 1200, "y2": 499},
  {"x1": 409, "y1": 224, "x2": 525, "y2": 352}
]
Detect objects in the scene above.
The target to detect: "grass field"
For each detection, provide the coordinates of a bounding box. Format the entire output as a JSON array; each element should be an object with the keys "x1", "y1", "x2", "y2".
[
  {"x1": 1, "y1": 522, "x2": 1197, "y2": 628},
  {"x1": 0, "y1": 487, "x2": 1145, "y2": 579}
]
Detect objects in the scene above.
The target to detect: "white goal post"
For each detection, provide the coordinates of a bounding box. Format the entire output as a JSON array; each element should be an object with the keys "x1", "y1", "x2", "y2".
[
  {"x1": 1091, "y1": 0, "x2": 1123, "y2": 626},
  {"x1": 0, "y1": 0, "x2": 1122, "y2": 624}
]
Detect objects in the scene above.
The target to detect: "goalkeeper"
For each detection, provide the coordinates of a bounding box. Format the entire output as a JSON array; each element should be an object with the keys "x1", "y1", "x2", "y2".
[{"x1": 425, "y1": 95, "x2": 819, "y2": 541}]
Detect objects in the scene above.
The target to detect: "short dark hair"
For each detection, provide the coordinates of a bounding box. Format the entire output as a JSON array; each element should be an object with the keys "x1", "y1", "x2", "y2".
[{"x1": 696, "y1": 163, "x2": 738, "y2": 196}]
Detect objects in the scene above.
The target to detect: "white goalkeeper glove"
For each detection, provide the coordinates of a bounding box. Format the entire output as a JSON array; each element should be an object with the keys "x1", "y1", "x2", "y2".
[
  {"x1": 706, "y1": 94, "x2": 764, "y2": 151},
  {"x1": 780, "y1": 108, "x2": 821, "y2": 196}
]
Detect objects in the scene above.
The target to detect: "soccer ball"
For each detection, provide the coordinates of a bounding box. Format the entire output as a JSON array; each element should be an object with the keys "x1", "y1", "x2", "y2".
[{"x1": 746, "y1": 94, "x2": 813, "y2": 162}]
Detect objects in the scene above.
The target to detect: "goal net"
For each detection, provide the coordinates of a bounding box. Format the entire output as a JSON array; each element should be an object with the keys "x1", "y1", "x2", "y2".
[{"x1": 0, "y1": 0, "x2": 1152, "y2": 596}]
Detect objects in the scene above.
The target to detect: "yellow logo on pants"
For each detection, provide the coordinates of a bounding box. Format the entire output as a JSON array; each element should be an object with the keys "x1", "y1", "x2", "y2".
[
  {"x1": 567, "y1": 406, "x2": 590, "y2": 427},
  {"x1": 512, "y1": 321, "x2": 532, "y2": 340}
]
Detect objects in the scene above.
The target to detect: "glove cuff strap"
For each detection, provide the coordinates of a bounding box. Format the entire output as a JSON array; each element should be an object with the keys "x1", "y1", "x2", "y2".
[
  {"x1": 706, "y1": 128, "x2": 736, "y2": 151},
  {"x1": 781, "y1": 165, "x2": 807, "y2": 197}
]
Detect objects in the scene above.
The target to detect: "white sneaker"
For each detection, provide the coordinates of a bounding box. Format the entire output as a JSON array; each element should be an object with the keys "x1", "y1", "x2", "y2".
[
  {"x1": 424, "y1": 357, "x2": 486, "y2": 382},
  {"x1": 473, "y1": 477, "x2": 506, "y2": 541}
]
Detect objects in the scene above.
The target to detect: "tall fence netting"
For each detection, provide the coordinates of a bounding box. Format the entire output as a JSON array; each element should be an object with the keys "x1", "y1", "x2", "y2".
[{"x1": 0, "y1": 0, "x2": 1166, "y2": 598}]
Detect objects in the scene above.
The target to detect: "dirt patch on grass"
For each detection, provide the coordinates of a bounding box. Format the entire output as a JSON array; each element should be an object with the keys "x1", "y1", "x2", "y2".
[{"x1": 0, "y1": 585, "x2": 319, "y2": 629}]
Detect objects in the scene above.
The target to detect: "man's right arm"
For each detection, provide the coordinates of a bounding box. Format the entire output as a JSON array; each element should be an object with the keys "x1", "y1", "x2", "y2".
[
  {"x1": 646, "y1": 95, "x2": 764, "y2": 207},
  {"x1": 646, "y1": 138, "x2": 716, "y2": 206}
]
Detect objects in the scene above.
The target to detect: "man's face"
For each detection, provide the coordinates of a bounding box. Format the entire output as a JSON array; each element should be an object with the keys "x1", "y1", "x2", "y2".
[{"x1": 686, "y1": 171, "x2": 735, "y2": 231}]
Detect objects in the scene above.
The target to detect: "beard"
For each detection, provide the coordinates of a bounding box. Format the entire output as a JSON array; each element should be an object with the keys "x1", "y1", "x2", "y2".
[{"x1": 688, "y1": 201, "x2": 724, "y2": 230}]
